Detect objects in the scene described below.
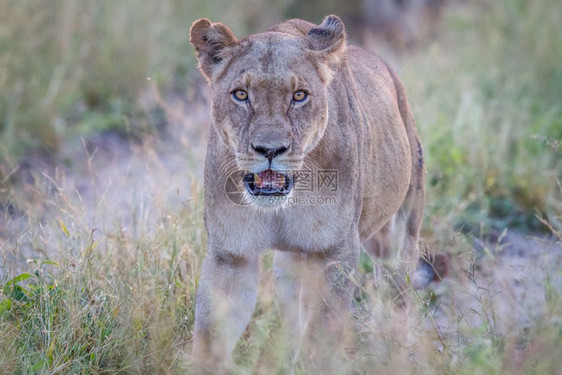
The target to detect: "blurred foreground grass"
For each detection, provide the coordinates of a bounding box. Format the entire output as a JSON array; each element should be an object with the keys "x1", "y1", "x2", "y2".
[{"x1": 0, "y1": 0, "x2": 561, "y2": 373}]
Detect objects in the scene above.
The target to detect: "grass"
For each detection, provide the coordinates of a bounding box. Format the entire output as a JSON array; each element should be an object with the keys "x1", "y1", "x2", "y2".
[
  {"x1": 1, "y1": 0, "x2": 561, "y2": 373},
  {"x1": 1, "y1": 161, "x2": 208, "y2": 373},
  {"x1": 403, "y1": 0, "x2": 562, "y2": 238},
  {"x1": 0, "y1": 0, "x2": 292, "y2": 165}
]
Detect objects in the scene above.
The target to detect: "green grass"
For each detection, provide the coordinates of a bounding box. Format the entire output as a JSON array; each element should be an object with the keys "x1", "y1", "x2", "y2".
[
  {"x1": 402, "y1": 0, "x2": 562, "y2": 238},
  {"x1": 0, "y1": 0, "x2": 292, "y2": 165},
  {"x1": 1, "y1": 0, "x2": 561, "y2": 373},
  {"x1": 1, "y1": 177, "x2": 207, "y2": 373}
]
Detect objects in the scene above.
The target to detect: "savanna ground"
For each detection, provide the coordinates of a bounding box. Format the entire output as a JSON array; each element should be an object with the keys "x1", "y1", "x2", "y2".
[{"x1": 0, "y1": 0, "x2": 561, "y2": 373}]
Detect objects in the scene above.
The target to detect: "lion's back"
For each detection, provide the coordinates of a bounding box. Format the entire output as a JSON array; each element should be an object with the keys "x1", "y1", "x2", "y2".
[{"x1": 344, "y1": 46, "x2": 423, "y2": 238}]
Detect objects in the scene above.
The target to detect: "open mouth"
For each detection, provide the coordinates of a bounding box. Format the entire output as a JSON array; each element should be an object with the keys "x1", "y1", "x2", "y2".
[{"x1": 243, "y1": 169, "x2": 293, "y2": 196}]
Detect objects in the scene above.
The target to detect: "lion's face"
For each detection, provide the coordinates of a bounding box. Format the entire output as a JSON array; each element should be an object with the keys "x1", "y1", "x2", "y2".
[
  {"x1": 212, "y1": 37, "x2": 329, "y2": 173},
  {"x1": 190, "y1": 18, "x2": 345, "y2": 207}
]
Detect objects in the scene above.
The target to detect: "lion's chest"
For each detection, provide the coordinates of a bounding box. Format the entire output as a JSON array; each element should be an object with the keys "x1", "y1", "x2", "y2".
[{"x1": 273, "y1": 204, "x2": 352, "y2": 253}]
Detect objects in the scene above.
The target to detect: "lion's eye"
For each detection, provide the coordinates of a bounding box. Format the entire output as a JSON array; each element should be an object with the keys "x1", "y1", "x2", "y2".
[
  {"x1": 293, "y1": 90, "x2": 308, "y2": 103},
  {"x1": 232, "y1": 89, "x2": 248, "y2": 102}
]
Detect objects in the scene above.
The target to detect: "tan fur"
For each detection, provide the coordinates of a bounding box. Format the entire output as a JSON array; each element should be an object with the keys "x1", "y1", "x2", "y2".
[{"x1": 189, "y1": 15, "x2": 446, "y2": 367}]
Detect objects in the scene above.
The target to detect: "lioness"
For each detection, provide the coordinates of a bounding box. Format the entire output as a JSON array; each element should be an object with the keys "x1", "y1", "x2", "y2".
[{"x1": 189, "y1": 15, "x2": 447, "y2": 365}]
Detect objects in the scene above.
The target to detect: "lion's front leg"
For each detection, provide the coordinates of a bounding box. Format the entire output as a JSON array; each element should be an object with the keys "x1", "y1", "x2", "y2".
[
  {"x1": 273, "y1": 251, "x2": 304, "y2": 350},
  {"x1": 297, "y1": 237, "x2": 360, "y2": 366},
  {"x1": 192, "y1": 250, "x2": 259, "y2": 366}
]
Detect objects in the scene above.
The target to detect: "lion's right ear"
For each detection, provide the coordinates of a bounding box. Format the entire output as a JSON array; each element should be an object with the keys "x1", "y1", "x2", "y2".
[
  {"x1": 190, "y1": 19, "x2": 238, "y2": 80},
  {"x1": 306, "y1": 15, "x2": 347, "y2": 63}
]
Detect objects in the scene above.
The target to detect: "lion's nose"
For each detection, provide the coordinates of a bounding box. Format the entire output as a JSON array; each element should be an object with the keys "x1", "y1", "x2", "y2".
[{"x1": 251, "y1": 143, "x2": 290, "y2": 162}]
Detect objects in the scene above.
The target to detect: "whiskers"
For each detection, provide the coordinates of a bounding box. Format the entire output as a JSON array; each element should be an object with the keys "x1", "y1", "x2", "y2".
[
  {"x1": 233, "y1": 152, "x2": 265, "y2": 172},
  {"x1": 302, "y1": 154, "x2": 323, "y2": 174},
  {"x1": 217, "y1": 154, "x2": 239, "y2": 180}
]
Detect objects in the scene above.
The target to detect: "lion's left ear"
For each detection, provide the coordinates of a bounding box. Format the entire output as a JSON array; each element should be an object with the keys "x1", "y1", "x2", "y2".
[
  {"x1": 190, "y1": 18, "x2": 238, "y2": 80},
  {"x1": 306, "y1": 15, "x2": 347, "y2": 62}
]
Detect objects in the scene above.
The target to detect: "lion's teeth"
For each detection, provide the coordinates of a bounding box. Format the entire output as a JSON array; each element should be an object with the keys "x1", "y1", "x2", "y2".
[
  {"x1": 254, "y1": 173, "x2": 262, "y2": 188},
  {"x1": 252, "y1": 171, "x2": 286, "y2": 189}
]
